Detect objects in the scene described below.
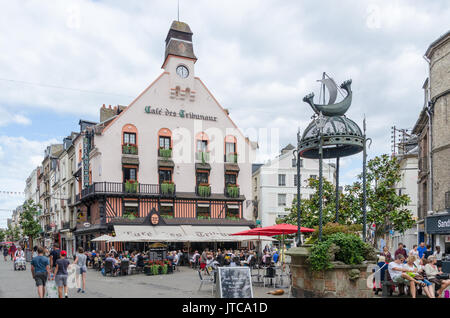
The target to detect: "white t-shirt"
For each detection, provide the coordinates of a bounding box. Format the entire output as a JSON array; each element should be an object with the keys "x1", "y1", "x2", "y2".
[
  {"x1": 433, "y1": 251, "x2": 443, "y2": 260},
  {"x1": 409, "y1": 249, "x2": 419, "y2": 258},
  {"x1": 388, "y1": 261, "x2": 404, "y2": 279}
]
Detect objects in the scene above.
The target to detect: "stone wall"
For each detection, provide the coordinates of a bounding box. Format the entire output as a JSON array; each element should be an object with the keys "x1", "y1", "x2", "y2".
[{"x1": 287, "y1": 246, "x2": 374, "y2": 298}]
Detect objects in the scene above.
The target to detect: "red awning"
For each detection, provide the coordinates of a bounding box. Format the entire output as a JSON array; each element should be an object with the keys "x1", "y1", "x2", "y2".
[{"x1": 231, "y1": 223, "x2": 315, "y2": 237}]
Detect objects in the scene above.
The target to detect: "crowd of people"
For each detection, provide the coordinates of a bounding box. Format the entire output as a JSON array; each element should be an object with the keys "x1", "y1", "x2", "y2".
[{"x1": 374, "y1": 242, "x2": 449, "y2": 298}]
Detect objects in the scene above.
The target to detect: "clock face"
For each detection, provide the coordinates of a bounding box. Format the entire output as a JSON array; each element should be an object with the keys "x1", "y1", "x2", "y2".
[{"x1": 176, "y1": 65, "x2": 189, "y2": 78}]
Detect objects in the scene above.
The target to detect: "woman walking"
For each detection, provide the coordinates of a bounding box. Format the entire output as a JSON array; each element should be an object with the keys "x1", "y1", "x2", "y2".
[{"x1": 73, "y1": 247, "x2": 87, "y2": 294}]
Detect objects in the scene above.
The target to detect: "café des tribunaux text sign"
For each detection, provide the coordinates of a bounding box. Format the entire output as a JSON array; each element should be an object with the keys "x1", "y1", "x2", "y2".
[
  {"x1": 426, "y1": 213, "x2": 450, "y2": 234},
  {"x1": 144, "y1": 106, "x2": 217, "y2": 122}
]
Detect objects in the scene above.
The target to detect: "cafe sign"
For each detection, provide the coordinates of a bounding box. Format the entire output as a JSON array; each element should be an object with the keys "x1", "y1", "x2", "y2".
[
  {"x1": 425, "y1": 213, "x2": 450, "y2": 234},
  {"x1": 144, "y1": 106, "x2": 217, "y2": 122}
]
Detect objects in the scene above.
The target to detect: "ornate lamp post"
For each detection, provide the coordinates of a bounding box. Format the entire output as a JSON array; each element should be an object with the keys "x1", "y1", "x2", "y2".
[
  {"x1": 293, "y1": 128, "x2": 302, "y2": 246},
  {"x1": 315, "y1": 113, "x2": 327, "y2": 241}
]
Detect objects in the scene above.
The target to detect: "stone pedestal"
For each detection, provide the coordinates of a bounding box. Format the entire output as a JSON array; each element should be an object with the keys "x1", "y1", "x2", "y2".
[{"x1": 286, "y1": 246, "x2": 374, "y2": 298}]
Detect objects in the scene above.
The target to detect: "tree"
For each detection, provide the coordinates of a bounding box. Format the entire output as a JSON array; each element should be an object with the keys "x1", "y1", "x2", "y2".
[
  {"x1": 279, "y1": 154, "x2": 415, "y2": 246},
  {"x1": 0, "y1": 229, "x2": 5, "y2": 242},
  {"x1": 5, "y1": 225, "x2": 21, "y2": 241},
  {"x1": 19, "y1": 199, "x2": 42, "y2": 248}
]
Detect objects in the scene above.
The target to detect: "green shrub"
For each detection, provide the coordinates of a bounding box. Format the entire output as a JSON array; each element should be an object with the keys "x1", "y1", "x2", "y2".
[
  {"x1": 308, "y1": 223, "x2": 362, "y2": 244},
  {"x1": 308, "y1": 232, "x2": 371, "y2": 271}
]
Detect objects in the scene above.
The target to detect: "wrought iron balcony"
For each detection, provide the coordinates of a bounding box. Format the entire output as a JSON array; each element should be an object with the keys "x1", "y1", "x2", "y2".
[
  {"x1": 80, "y1": 182, "x2": 176, "y2": 200},
  {"x1": 159, "y1": 148, "x2": 172, "y2": 158},
  {"x1": 224, "y1": 185, "x2": 240, "y2": 198},
  {"x1": 224, "y1": 153, "x2": 238, "y2": 164},
  {"x1": 196, "y1": 184, "x2": 211, "y2": 197},
  {"x1": 122, "y1": 144, "x2": 138, "y2": 155},
  {"x1": 195, "y1": 151, "x2": 210, "y2": 163}
]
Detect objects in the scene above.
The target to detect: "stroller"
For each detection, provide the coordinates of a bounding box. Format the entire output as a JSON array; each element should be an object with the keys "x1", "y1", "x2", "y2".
[{"x1": 14, "y1": 256, "x2": 26, "y2": 271}]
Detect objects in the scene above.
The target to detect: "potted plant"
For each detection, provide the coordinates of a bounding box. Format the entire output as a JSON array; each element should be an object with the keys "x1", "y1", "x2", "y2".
[
  {"x1": 125, "y1": 180, "x2": 138, "y2": 193},
  {"x1": 159, "y1": 148, "x2": 172, "y2": 158},
  {"x1": 161, "y1": 181, "x2": 175, "y2": 195},
  {"x1": 226, "y1": 184, "x2": 239, "y2": 198},
  {"x1": 197, "y1": 183, "x2": 211, "y2": 197}
]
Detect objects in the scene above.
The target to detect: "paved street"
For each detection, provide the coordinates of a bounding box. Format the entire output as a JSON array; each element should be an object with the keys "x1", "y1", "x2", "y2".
[{"x1": 0, "y1": 259, "x2": 289, "y2": 298}]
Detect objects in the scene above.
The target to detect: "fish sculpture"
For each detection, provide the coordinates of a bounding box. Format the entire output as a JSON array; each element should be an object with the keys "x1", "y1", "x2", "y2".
[{"x1": 303, "y1": 79, "x2": 352, "y2": 116}]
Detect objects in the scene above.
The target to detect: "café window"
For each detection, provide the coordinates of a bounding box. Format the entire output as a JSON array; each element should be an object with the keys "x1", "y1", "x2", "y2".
[
  {"x1": 196, "y1": 172, "x2": 209, "y2": 185},
  {"x1": 123, "y1": 167, "x2": 137, "y2": 182},
  {"x1": 159, "y1": 169, "x2": 172, "y2": 183},
  {"x1": 123, "y1": 205, "x2": 139, "y2": 218},
  {"x1": 226, "y1": 205, "x2": 240, "y2": 218},
  {"x1": 159, "y1": 203, "x2": 174, "y2": 217},
  {"x1": 159, "y1": 136, "x2": 171, "y2": 150},
  {"x1": 225, "y1": 173, "x2": 237, "y2": 186},
  {"x1": 197, "y1": 204, "x2": 210, "y2": 218},
  {"x1": 123, "y1": 132, "x2": 136, "y2": 145}
]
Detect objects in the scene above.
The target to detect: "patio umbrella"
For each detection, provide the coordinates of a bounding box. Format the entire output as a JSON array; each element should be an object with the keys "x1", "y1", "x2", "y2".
[{"x1": 91, "y1": 235, "x2": 113, "y2": 242}]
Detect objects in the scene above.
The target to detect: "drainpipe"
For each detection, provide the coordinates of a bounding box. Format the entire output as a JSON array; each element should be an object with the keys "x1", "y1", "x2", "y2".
[{"x1": 422, "y1": 55, "x2": 433, "y2": 214}]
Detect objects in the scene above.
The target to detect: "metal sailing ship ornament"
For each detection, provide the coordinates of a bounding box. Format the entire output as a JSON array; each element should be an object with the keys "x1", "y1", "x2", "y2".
[{"x1": 303, "y1": 77, "x2": 353, "y2": 116}]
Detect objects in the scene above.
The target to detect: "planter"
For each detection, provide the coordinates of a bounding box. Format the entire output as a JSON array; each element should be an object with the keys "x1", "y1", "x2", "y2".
[
  {"x1": 227, "y1": 186, "x2": 239, "y2": 198},
  {"x1": 159, "y1": 148, "x2": 172, "y2": 159},
  {"x1": 123, "y1": 144, "x2": 138, "y2": 155},
  {"x1": 161, "y1": 182, "x2": 175, "y2": 195},
  {"x1": 198, "y1": 185, "x2": 211, "y2": 197},
  {"x1": 196, "y1": 151, "x2": 210, "y2": 163},
  {"x1": 286, "y1": 246, "x2": 375, "y2": 298},
  {"x1": 125, "y1": 181, "x2": 138, "y2": 193},
  {"x1": 226, "y1": 153, "x2": 238, "y2": 163}
]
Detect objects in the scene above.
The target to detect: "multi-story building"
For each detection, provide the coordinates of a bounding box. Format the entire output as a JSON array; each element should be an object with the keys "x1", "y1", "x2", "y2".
[
  {"x1": 40, "y1": 144, "x2": 63, "y2": 248},
  {"x1": 390, "y1": 136, "x2": 419, "y2": 250},
  {"x1": 72, "y1": 21, "x2": 257, "y2": 251},
  {"x1": 414, "y1": 31, "x2": 450, "y2": 254},
  {"x1": 253, "y1": 144, "x2": 336, "y2": 247}
]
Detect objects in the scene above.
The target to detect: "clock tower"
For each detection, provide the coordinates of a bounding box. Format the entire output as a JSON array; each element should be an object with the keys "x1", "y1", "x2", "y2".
[{"x1": 162, "y1": 21, "x2": 197, "y2": 100}]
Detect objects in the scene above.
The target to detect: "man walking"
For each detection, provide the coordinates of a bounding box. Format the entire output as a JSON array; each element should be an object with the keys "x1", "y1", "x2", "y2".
[
  {"x1": 53, "y1": 250, "x2": 70, "y2": 298},
  {"x1": 30, "y1": 247, "x2": 51, "y2": 298},
  {"x1": 50, "y1": 244, "x2": 60, "y2": 269}
]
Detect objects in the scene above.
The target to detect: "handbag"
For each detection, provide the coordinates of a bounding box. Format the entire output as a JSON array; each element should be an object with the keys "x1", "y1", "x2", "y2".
[{"x1": 436, "y1": 273, "x2": 449, "y2": 280}]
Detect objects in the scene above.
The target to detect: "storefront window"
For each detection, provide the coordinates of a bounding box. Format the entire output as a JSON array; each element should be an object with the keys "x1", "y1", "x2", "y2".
[
  {"x1": 123, "y1": 206, "x2": 139, "y2": 218},
  {"x1": 159, "y1": 204, "x2": 174, "y2": 217},
  {"x1": 226, "y1": 206, "x2": 239, "y2": 219}
]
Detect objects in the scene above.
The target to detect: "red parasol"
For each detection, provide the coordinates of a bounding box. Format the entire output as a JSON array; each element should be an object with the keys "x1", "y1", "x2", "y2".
[{"x1": 230, "y1": 223, "x2": 315, "y2": 236}]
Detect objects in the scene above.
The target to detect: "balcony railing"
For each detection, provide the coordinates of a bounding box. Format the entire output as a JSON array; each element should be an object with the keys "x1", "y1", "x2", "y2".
[
  {"x1": 45, "y1": 224, "x2": 52, "y2": 232},
  {"x1": 80, "y1": 182, "x2": 175, "y2": 199},
  {"x1": 62, "y1": 221, "x2": 70, "y2": 230},
  {"x1": 159, "y1": 148, "x2": 172, "y2": 159},
  {"x1": 195, "y1": 151, "x2": 210, "y2": 163},
  {"x1": 196, "y1": 184, "x2": 211, "y2": 197},
  {"x1": 225, "y1": 185, "x2": 240, "y2": 198},
  {"x1": 225, "y1": 153, "x2": 238, "y2": 164},
  {"x1": 122, "y1": 144, "x2": 138, "y2": 155}
]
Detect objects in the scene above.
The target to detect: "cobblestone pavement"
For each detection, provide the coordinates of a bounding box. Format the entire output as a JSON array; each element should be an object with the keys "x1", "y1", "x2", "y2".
[{"x1": 0, "y1": 259, "x2": 289, "y2": 298}]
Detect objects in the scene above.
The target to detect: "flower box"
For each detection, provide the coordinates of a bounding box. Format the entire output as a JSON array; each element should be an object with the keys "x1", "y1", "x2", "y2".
[
  {"x1": 161, "y1": 182, "x2": 175, "y2": 195},
  {"x1": 226, "y1": 153, "x2": 238, "y2": 163},
  {"x1": 122, "y1": 144, "x2": 138, "y2": 155},
  {"x1": 197, "y1": 184, "x2": 211, "y2": 197},
  {"x1": 124, "y1": 180, "x2": 138, "y2": 193},
  {"x1": 159, "y1": 148, "x2": 172, "y2": 158},
  {"x1": 227, "y1": 185, "x2": 239, "y2": 198}
]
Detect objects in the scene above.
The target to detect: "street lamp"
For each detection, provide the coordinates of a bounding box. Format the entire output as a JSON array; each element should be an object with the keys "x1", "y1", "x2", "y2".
[
  {"x1": 293, "y1": 128, "x2": 302, "y2": 246},
  {"x1": 315, "y1": 112, "x2": 327, "y2": 241},
  {"x1": 362, "y1": 117, "x2": 372, "y2": 241}
]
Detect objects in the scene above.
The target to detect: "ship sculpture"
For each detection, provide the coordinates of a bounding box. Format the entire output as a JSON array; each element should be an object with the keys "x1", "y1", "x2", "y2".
[{"x1": 303, "y1": 79, "x2": 352, "y2": 117}]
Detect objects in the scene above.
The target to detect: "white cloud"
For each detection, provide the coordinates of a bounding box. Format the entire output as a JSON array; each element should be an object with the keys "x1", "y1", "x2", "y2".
[{"x1": 0, "y1": 107, "x2": 32, "y2": 127}]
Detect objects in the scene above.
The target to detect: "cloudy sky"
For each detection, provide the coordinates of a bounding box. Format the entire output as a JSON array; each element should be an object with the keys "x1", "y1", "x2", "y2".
[{"x1": 0, "y1": 0, "x2": 448, "y2": 227}]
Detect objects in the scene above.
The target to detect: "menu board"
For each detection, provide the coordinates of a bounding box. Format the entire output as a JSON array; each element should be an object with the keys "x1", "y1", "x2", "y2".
[{"x1": 217, "y1": 267, "x2": 253, "y2": 298}]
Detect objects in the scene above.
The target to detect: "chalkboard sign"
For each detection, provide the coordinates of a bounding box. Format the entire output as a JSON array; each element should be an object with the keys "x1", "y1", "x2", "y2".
[{"x1": 217, "y1": 267, "x2": 253, "y2": 298}]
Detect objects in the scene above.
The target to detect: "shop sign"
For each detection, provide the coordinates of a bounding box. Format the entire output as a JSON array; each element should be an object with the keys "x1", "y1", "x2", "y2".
[
  {"x1": 425, "y1": 213, "x2": 450, "y2": 234},
  {"x1": 144, "y1": 106, "x2": 217, "y2": 122}
]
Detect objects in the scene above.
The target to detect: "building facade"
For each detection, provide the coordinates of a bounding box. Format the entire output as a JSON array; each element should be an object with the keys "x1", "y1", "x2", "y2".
[
  {"x1": 253, "y1": 144, "x2": 336, "y2": 246},
  {"x1": 71, "y1": 21, "x2": 257, "y2": 251},
  {"x1": 413, "y1": 31, "x2": 450, "y2": 254}
]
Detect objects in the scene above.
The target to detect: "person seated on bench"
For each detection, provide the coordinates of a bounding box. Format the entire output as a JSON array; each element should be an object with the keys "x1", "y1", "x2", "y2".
[
  {"x1": 388, "y1": 254, "x2": 424, "y2": 298},
  {"x1": 403, "y1": 256, "x2": 434, "y2": 298},
  {"x1": 425, "y1": 255, "x2": 450, "y2": 298}
]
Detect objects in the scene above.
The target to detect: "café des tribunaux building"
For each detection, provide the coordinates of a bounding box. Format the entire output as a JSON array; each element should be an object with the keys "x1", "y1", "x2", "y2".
[{"x1": 72, "y1": 21, "x2": 260, "y2": 252}]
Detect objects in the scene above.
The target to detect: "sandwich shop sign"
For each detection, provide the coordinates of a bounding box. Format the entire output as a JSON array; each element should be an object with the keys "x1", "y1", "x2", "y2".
[
  {"x1": 144, "y1": 106, "x2": 217, "y2": 122},
  {"x1": 425, "y1": 213, "x2": 450, "y2": 234}
]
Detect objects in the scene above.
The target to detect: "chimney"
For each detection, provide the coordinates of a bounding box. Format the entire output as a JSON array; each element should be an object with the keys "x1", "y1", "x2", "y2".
[{"x1": 100, "y1": 104, "x2": 116, "y2": 122}]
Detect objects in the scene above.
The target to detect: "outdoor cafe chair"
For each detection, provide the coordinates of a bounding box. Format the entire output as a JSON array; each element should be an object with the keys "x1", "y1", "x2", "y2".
[
  {"x1": 120, "y1": 260, "x2": 129, "y2": 276},
  {"x1": 198, "y1": 270, "x2": 215, "y2": 296},
  {"x1": 263, "y1": 266, "x2": 276, "y2": 288},
  {"x1": 104, "y1": 260, "x2": 115, "y2": 277}
]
